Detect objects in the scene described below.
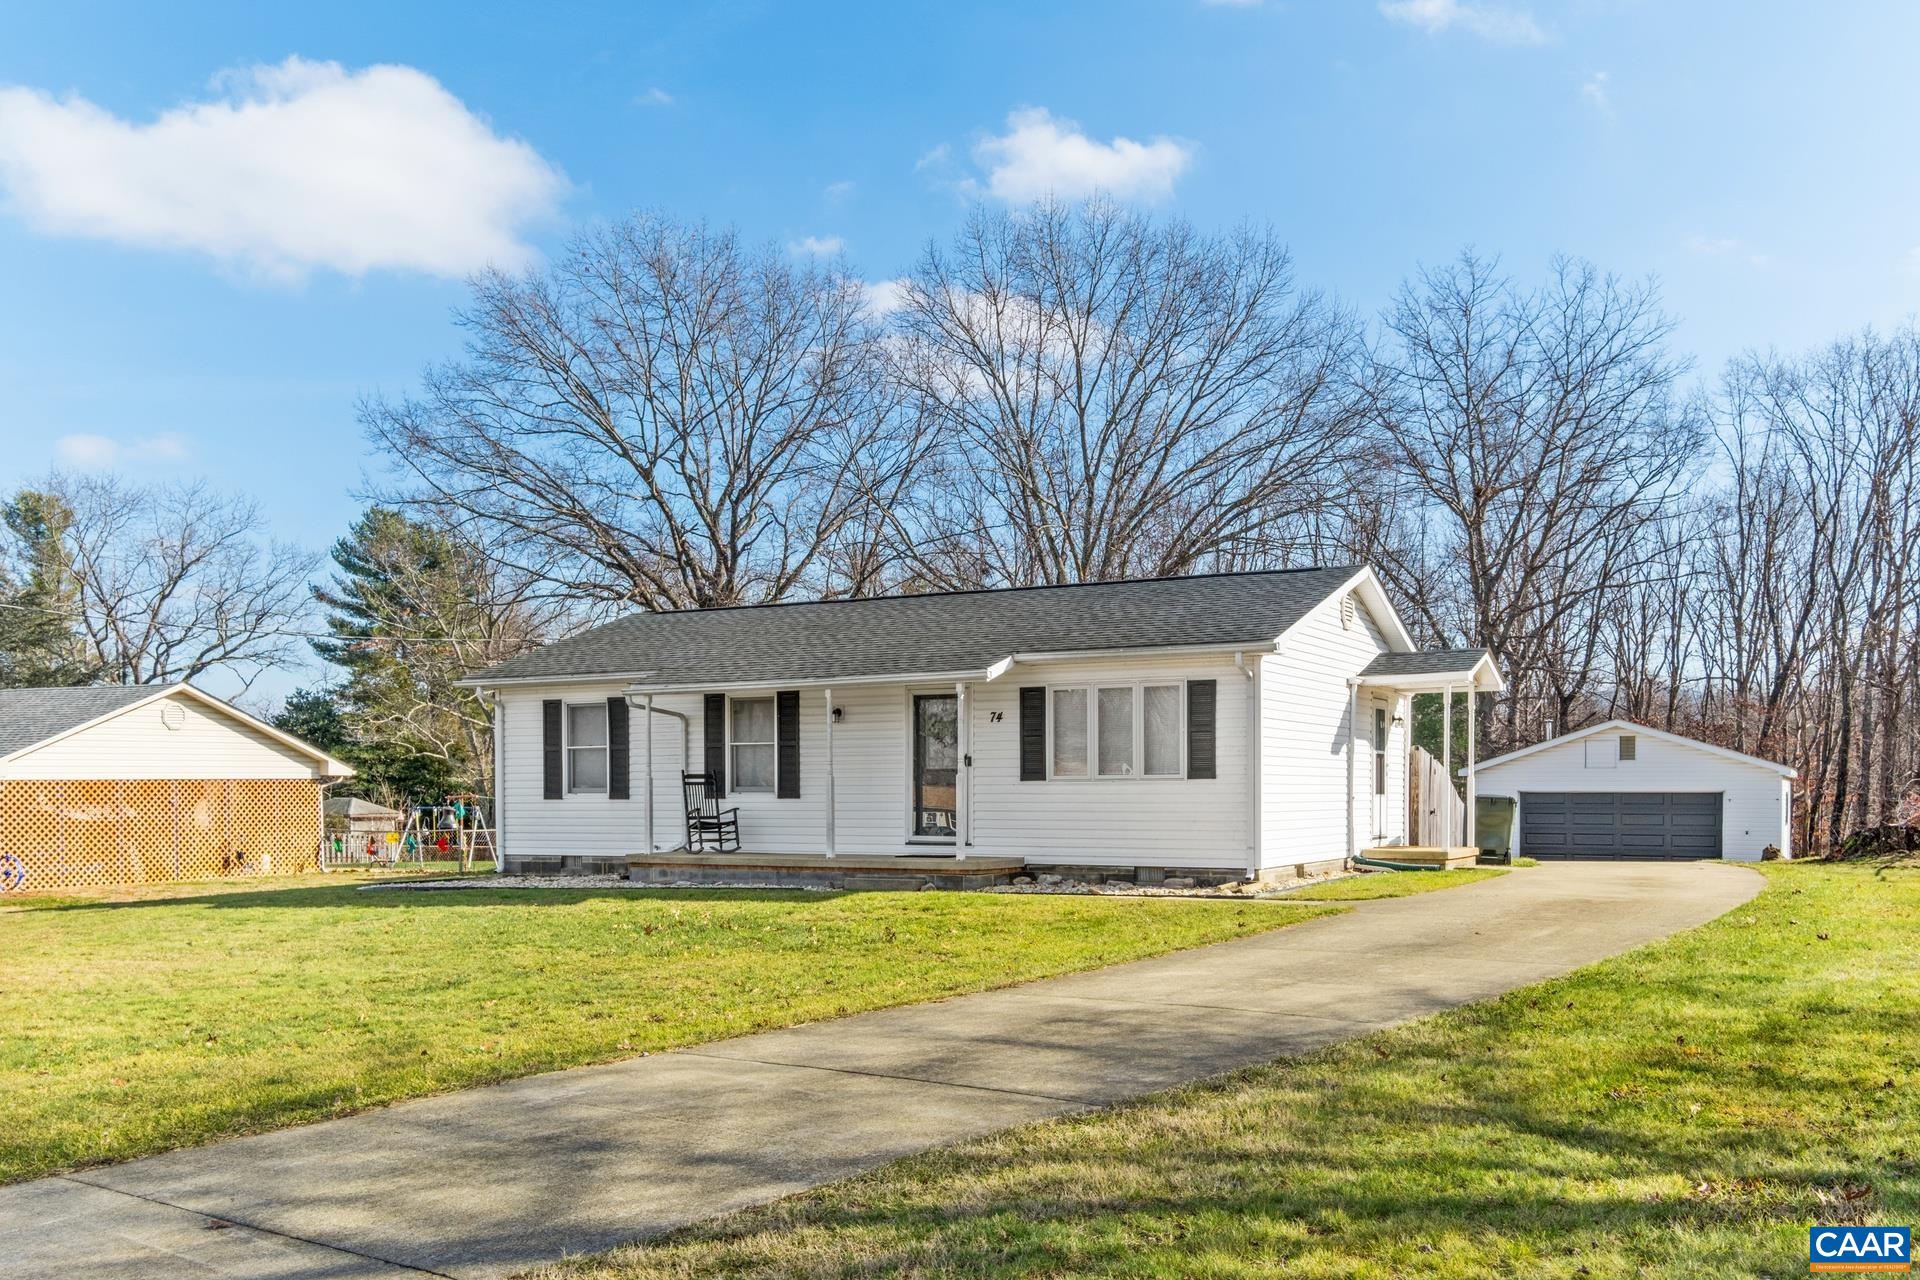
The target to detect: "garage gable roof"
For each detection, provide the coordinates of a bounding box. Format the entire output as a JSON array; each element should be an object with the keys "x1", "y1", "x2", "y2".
[
  {"x1": 1475, "y1": 719, "x2": 1796, "y2": 779},
  {"x1": 0, "y1": 683, "x2": 354, "y2": 775}
]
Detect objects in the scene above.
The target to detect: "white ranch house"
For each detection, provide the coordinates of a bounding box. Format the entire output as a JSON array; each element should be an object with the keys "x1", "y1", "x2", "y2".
[{"x1": 463, "y1": 567, "x2": 1503, "y2": 887}]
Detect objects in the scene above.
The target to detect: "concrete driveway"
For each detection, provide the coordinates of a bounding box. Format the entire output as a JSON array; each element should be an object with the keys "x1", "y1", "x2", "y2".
[{"x1": 0, "y1": 862, "x2": 1759, "y2": 1280}]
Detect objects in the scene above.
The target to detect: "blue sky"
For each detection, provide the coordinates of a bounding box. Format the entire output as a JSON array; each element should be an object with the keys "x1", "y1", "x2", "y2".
[{"x1": 3, "y1": 1, "x2": 1917, "y2": 701}]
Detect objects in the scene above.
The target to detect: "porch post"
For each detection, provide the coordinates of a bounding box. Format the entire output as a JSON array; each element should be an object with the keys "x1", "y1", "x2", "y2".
[
  {"x1": 642, "y1": 694, "x2": 654, "y2": 854},
  {"x1": 1465, "y1": 686, "x2": 1478, "y2": 853},
  {"x1": 1441, "y1": 683, "x2": 1453, "y2": 845},
  {"x1": 823, "y1": 687, "x2": 836, "y2": 857},
  {"x1": 1346, "y1": 680, "x2": 1359, "y2": 859},
  {"x1": 955, "y1": 680, "x2": 970, "y2": 856}
]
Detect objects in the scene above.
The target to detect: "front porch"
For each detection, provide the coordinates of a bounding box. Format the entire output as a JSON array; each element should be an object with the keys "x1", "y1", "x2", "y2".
[{"x1": 626, "y1": 850, "x2": 1027, "y2": 891}]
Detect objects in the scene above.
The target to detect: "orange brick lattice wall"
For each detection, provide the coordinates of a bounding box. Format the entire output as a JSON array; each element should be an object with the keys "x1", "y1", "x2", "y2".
[{"x1": 0, "y1": 778, "x2": 322, "y2": 892}]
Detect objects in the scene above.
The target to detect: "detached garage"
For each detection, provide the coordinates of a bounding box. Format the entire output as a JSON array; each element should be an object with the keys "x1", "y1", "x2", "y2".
[
  {"x1": 0, "y1": 684, "x2": 354, "y2": 893},
  {"x1": 1476, "y1": 720, "x2": 1795, "y2": 862}
]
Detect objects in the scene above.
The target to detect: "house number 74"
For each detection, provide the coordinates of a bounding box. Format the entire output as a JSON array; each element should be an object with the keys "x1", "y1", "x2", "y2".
[{"x1": 988, "y1": 710, "x2": 1004, "y2": 723}]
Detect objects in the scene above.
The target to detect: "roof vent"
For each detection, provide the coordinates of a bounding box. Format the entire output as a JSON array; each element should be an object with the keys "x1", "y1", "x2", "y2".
[
  {"x1": 160, "y1": 702, "x2": 186, "y2": 731},
  {"x1": 1618, "y1": 734, "x2": 1637, "y2": 762},
  {"x1": 1340, "y1": 593, "x2": 1357, "y2": 630}
]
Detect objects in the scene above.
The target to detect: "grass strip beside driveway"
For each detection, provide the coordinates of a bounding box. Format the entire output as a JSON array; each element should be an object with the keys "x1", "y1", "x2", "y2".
[
  {"x1": 1281, "y1": 866, "x2": 1507, "y2": 900},
  {"x1": 1, "y1": 882, "x2": 1334, "y2": 1185},
  {"x1": 533, "y1": 862, "x2": 1917, "y2": 1280}
]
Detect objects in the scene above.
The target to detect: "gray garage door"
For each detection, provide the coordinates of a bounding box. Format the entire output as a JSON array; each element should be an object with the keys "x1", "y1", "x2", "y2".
[{"x1": 1519, "y1": 792, "x2": 1722, "y2": 860}]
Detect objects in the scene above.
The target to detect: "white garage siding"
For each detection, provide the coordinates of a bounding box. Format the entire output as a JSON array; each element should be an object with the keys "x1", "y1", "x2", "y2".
[
  {"x1": 1475, "y1": 724, "x2": 1793, "y2": 862},
  {"x1": 495, "y1": 651, "x2": 1254, "y2": 870}
]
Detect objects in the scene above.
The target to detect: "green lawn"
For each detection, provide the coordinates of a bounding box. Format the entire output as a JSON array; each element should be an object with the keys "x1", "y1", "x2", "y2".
[
  {"x1": 534, "y1": 862, "x2": 1919, "y2": 1280},
  {"x1": 1280, "y1": 866, "x2": 1507, "y2": 900},
  {"x1": 0, "y1": 875, "x2": 1338, "y2": 1185}
]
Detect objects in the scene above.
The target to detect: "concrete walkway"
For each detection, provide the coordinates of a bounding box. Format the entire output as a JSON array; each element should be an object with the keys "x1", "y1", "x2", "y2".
[{"x1": 0, "y1": 862, "x2": 1758, "y2": 1280}]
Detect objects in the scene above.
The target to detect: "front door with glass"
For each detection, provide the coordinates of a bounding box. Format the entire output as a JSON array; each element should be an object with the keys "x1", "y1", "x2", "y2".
[{"x1": 911, "y1": 693, "x2": 958, "y2": 838}]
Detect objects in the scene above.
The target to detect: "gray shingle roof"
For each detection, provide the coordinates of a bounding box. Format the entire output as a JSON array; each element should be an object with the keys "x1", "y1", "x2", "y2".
[
  {"x1": 469, "y1": 567, "x2": 1365, "y2": 688},
  {"x1": 1360, "y1": 649, "x2": 1491, "y2": 679},
  {"x1": 0, "y1": 685, "x2": 156, "y2": 758}
]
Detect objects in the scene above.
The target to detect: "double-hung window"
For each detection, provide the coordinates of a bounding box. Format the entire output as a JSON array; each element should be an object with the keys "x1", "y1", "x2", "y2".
[
  {"x1": 567, "y1": 703, "x2": 609, "y2": 793},
  {"x1": 731, "y1": 697, "x2": 776, "y2": 792},
  {"x1": 1051, "y1": 683, "x2": 1184, "y2": 779}
]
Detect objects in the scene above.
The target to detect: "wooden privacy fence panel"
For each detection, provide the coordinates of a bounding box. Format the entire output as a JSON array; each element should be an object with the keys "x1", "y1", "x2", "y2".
[
  {"x1": 0, "y1": 778, "x2": 321, "y2": 892},
  {"x1": 1409, "y1": 745, "x2": 1465, "y2": 847}
]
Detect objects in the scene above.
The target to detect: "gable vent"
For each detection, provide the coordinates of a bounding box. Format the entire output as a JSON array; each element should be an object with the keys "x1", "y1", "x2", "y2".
[
  {"x1": 1618, "y1": 734, "x2": 1637, "y2": 762},
  {"x1": 1340, "y1": 593, "x2": 1357, "y2": 629}
]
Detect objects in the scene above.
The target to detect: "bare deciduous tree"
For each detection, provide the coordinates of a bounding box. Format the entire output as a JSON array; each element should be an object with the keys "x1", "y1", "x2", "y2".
[
  {"x1": 364, "y1": 212, "x2": 924, "y2": 610},
  {"x1": 39, "y1": 474, "x2": 315, "y2": 692},
  {"x1": 888, "y1": 200, "x2": 1374, "y2": 587},
  {"x1": 1350, "y1": 253, "x2": 1703, "y2": 753}
]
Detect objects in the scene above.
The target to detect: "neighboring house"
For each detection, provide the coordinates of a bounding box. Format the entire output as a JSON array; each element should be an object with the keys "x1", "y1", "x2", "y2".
[
  {"x1": 0, "y1": 684, "x2": 354, "y2": 892},
  {"x1": 323, "y1": 796, "x2": 407, "y2": 864},
  {"x1": 1476, "y1": 719, "x2": 1796, "y2": 862},
  {"x1": 461, "y1": 567, "x2": 1502, "y2": 885}
]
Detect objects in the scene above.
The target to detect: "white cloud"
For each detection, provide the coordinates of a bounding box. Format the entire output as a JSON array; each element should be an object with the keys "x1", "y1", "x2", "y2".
[
  {"x1": 54, "y1": 432, "x2": 189, "y2": 469},
  {"x1": 789, "y1": 235, "x2": 846, "y2": 256},
  {"x1": 636, "y1": 86, "x2": 675, "y2": 107},
  {"x1": 0, "y1": 57, "x2": 566, "y2": 281},
  {"x1": 1581, "y1": 70, "x2": 1612, "y2": 112},
  {"x1": 1379, "y1": 0, "x2": 1548, "y2": 44},
  {"x1": 861, "y1": 278, "x2": 910, "y2": 319},
  {"x1": 823, "y1": 179, "x2": 855, "y2": 203},
  {"x1": 970, "y1": 107, "x2": 1192, "y2": 203}
]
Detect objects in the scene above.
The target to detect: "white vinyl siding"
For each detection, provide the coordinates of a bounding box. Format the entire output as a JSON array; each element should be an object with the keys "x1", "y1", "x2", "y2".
[
  {"x1": 1258, "y1": 591, "x2": 1408, "y2": 866},
  {"x1": 1477, "y1": 729, "x2": 1792, "y2": 861},
  {"x1": 0, "y1": 692, "x2": 332, "y2": 780},
  {"x1": 498, "y1": 652, "x2": 1252, "y2": 869}
]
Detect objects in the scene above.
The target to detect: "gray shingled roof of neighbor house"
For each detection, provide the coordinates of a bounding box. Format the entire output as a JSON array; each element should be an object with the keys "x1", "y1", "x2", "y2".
[
  {"x1": 1359, "y1": 648, "x2": 1493, "y2": 679},
  {"x1": 0, "y1": 685, "x2": 156, "y2": 757},
  {"x1": 468, "y1": 566, "x2": 1371, "y2": 689}
]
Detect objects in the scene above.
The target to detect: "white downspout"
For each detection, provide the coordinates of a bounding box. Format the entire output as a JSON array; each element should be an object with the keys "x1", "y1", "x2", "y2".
[
  {"x1": 1346, "y1": 678, "x2": 1360, "y2": 861},
  {"x1": 642, "y1": 694, "x2": 654, "y2": 854},
  {"x1": 824, "y1": 687, "x2": 836, "y2": 857},
  {"x1": 627, "y1": 695, "x2": 692, "y2": 852}
]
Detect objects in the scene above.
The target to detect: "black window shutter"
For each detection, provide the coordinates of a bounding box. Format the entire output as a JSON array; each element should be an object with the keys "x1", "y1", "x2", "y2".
[
  {"x1": 607, "y1": 696, "x2": 630, "y2": 800},
  {"x1": 703, "y1": 693, "x2": 727, "y2": 796},
  {"x1": 1019, "y1": 686, "x2": 1046, "y2": 781},
  {"x1": 1187, "y1": 680, "x2": 1217, "y2": 780},
  {"x1": 775, "y1": 690, "x2": 801, "y2": 799},
  {"x1": 542, "y1": 699, "x2": 563, "y2": 799}
]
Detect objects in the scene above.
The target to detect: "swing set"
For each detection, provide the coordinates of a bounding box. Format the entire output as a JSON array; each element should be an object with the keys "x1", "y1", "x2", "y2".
[{"x1": 397, "y1": 793, "x2": 498, "y2": 872}]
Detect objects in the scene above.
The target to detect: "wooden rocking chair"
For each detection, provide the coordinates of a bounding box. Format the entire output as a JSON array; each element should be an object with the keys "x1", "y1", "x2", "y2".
[{"x1": 682, "y1": 771, "x2": 740, "y2": 852}]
